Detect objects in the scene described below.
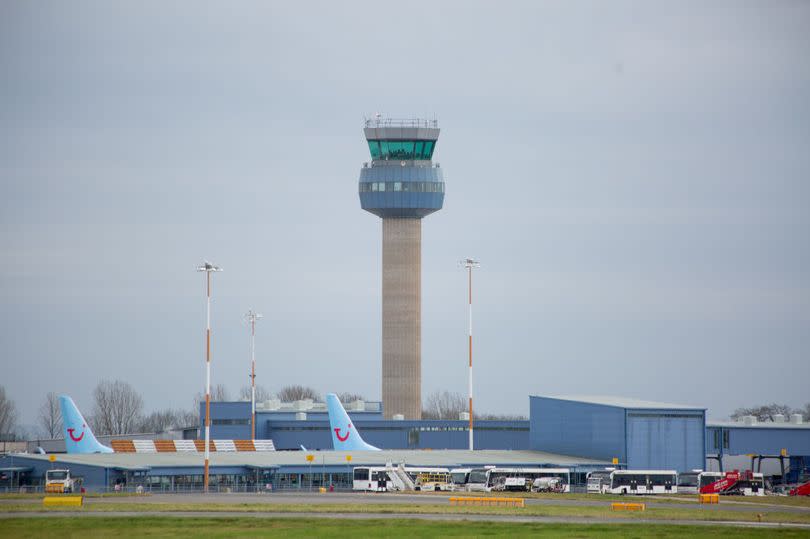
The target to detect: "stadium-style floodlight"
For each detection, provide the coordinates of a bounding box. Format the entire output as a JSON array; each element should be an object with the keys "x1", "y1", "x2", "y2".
[
  {"x1": 196, "y1": 261, "x2": 222, "y2": 493},
  {"x1": 460, "y1": 258, "x2": 480, "y2": 451},
  {"x1": 244, "y1": 309, "x2": 263, "y2": 440}
]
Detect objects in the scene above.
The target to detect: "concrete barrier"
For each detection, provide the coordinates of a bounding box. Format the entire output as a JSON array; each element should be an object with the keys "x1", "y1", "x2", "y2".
[
  {"x1": 43, "y1": 496, "x2": 83, "y2": 507},
  {"x1": 611, "y1": 502, "x2": 645, "y2": 511},
  {"x1": 449, "y1": 496, "x2": 525, "y2": 508},
  {"x1": 699, "y1": 493, "x2": 720, "y2": 504}
]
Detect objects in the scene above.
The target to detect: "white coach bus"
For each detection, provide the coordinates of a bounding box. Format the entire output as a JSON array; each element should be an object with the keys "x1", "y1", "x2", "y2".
[{"x1": 602, "y1": 470, "x2": 678, "y2": 495}]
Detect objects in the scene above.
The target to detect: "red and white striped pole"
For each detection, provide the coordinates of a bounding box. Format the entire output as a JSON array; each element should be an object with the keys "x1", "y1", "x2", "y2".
[
  {"x1": 462, "y1": 258, "x2": 480, "y2": 451},
  {"x1": 197, "y1": 261, "x2": 222, "y2": 493}
]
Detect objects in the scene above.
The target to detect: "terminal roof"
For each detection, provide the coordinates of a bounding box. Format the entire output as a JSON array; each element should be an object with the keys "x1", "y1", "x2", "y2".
[
  {"x1": 537, "y1": 395, "x2": 705, "y2": 411},
  {"x1": 16, "y1": 449, "x2": 609, "y2": 470}
]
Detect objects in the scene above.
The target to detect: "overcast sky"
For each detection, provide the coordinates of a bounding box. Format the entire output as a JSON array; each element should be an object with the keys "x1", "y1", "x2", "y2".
[{"x1": 2, "y1": 1, "x2": 809, "y2": 429}]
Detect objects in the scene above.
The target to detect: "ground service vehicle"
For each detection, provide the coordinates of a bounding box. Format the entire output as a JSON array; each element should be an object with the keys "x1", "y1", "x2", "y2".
[
  {"x1": 467, "y1": 467, "x2": 571, "y2": 492},
  {"x1": 699, "y1": 470, "x2": 765, "y2": 496},
  {"x1": 602, "y1": 470, "x2": 678, "y2": 495},
  {"x1": 352, "y1": 466, "x2": 450, "y2": 492},
  {"x1": 414, "y1": 471, "x2": 452, "y2": 491},
  {"x1": 586, "y1": 470, "x2": 613, "y2": 493},
  {"x1": 790, "y1": 481, "x2": 810, "y2": 496},
  {"x1": 45, "y1": 469, "x2": 77, "y2": 493}
]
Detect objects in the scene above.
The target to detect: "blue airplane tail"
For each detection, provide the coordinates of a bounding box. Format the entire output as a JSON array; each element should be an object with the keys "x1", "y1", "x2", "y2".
[
  {"x1": 59, "y1": 395, "x2": 114, "y2": 454},
  {"x1": 326, "y1": 393, "x2": 379, "y2": 451}
]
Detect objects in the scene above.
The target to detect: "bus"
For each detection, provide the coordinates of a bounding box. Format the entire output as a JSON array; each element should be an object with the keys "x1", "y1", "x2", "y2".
[
  {"x1": 466, "y1": 467, "x2": 571, "y2": 493},
  {"x1": 352, "y1": 467, "x2": 392, "y2": 492},
  {"x1": 449, "y1": 468, "x2": 472, "y2": 491},
  {"x1": 603, "y1": 470, "x2": 678, "y2": 495},
  {"x1": 677, "y1": 470, "x2": 701, "y2": 494}
]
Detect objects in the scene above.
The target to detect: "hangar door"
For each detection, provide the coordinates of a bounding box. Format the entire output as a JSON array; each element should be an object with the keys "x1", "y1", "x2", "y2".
[{"x1": 626, "y1": 413, "x2": 704, "y2": 472}]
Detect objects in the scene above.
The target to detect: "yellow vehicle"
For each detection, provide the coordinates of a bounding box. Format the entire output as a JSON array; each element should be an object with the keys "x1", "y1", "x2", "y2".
[{"x1": 415, "y1": 471, "x2": 452, "y2": 492}]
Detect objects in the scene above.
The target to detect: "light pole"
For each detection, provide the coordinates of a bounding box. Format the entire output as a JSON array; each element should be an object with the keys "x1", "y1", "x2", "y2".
[
  {"x1": 461, "y1": 258, "x2": 480, "y2": 451},
  {"x1": 245, "y1": 309, "x2": 263, "y2": 440},
  {"x1": 197, "y1": 260, "x2": 222, "y2": 493}
]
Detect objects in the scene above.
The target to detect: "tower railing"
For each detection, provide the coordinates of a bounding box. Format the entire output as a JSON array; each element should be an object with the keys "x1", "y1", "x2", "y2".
[{"x1": 364, "y1": 118, "x2": 438, "y2": 129}]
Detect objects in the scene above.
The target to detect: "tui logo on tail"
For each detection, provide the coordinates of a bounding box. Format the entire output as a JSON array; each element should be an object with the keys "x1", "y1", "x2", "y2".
[
  {"x1": 59, "y1": 395, "x2": 114, "y2": 454},
  {"x1": 326, "y1": 393, "x2": 380, "y2": 451},
  {"x1": 67, "y1": 426, "x2": 85, "y2": 442},
  {"x1": 334, "y1": 424, "x2": 351, "y2": 442}
]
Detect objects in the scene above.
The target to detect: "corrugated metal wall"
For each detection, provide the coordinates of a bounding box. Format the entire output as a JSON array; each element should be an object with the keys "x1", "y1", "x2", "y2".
[
  {"x1": 626, "y1": 413, "x2": 704, "y2": 471},
  {"x1": 529, "y1": 397, "x2": 625, "y2": 461}
]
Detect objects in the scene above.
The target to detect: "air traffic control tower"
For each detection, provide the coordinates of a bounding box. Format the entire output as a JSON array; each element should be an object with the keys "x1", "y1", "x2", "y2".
[{"x1": 359, "y1": 117, "x2": 445, "y2": 419}]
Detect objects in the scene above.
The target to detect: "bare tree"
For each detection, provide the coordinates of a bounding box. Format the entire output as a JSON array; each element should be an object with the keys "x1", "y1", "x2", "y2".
[
  {"x1": 38, "y1": 391, "x2": 63, "y2": 439},
  {"x1": 0, "y1": 386, "x2": 18, "y2": 439},
  {"x1": 211, "y1": 384, "x2": 229, "y2": 401},
  {"x1": 422, "y1": 390, "x2": 467, "y2": 420},
  {"x1": 139, "y1": 409, "x2": 184, "y2": 433},
  {"x1": 238, "y1": 385, "x2": 271, "y2": 403},
  {"x1": 278, "y1": 385, "x2": 321, "y2": 402},
  {"x1": 90, "y1": 380, "x2": 144, "y2": 435},
  {"x1": 337, "y1": 392, "x2": 366, "y2": 404},
  {"x1": 730, "y1": 403, "x2": 794, "y2": 422}
]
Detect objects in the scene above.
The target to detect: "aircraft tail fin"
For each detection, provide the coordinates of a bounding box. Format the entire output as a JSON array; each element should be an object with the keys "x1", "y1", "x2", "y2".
[
  {"x1": 326, "y1": 393, "x2": 379, "y2": 451},
  {"x1": 59, "y1": 395, "x2": 114, "y2": 454}
]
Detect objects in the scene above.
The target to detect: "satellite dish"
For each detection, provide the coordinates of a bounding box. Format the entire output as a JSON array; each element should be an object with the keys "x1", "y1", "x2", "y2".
[{"x1": 400, "y1": 161, "x2": 406, "y2": 167}]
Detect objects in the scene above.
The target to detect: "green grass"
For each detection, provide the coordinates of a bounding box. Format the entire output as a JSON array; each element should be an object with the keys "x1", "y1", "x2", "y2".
[
  {"x1": 0, "y1": 517, "x2": 808, "y2": 539},
  {"x1": 2, "y1": 501, "x2": 810, "y2": 525}
]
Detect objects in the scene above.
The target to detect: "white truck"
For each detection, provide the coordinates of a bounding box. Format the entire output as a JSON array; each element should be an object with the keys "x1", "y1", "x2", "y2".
[{"x1": 45, "y1": 469, "x2": 77, "y2": 493}]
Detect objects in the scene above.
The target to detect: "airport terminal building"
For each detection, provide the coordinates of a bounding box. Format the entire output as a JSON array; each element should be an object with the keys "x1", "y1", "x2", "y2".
[{"x1": 3, "y1": 394, "x2": 808, "y2": 492}]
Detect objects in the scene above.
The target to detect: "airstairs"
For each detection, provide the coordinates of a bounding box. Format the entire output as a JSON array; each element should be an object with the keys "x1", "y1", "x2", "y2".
[{"x1": 385, "y1": 462, "x2": 415, "y2": 491}]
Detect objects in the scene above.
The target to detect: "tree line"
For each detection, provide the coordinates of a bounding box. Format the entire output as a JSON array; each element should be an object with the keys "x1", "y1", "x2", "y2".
[{"x1": 0, "y1": 383, "x2": 535, "y2": 440}]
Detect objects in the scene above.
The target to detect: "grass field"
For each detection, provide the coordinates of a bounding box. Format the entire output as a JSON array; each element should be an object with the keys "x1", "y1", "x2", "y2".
[
  {"x1": 2, "y1": 501, "x2": 810, "y2": 525},
  {"x1": 1, "y1": 517, "x2": 809, "y2": 539}
]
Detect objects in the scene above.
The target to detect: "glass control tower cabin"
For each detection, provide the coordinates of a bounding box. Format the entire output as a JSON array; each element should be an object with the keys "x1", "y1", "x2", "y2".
[{"x1": 359, "y1": 117, "x2": 445, "y2": 420}]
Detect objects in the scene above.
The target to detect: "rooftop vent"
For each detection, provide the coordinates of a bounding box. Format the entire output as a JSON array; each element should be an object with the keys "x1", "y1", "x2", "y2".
[
  {"x1": 295, "y1": 412, "x2": 307, "y2": 421},
  {"x1": 459, "y1": 412, "x2": 470, "y2": 421},
  {"x1": 263, "y1": 399, "x2": 281, "y2": 411},
  {"x1": 743, "y1": 415, "x2": 757, "y2": 426},
  {"x1": 392, "y1": 414, "x2": 405, "y2": 421},
  {"x1": 773, "y1": 414, "x2": 786, "y2": 423},
  {"x1": 790, "y1": 414, "x2": 803, "y2": 425}
]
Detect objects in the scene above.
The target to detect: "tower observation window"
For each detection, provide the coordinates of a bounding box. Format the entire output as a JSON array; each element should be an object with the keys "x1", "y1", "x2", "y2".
[
  {"x1": 359, "y1": 182, "x2": 444, "y2": 193},
  {"x1": 367, "y1": 140, "x2": 436, "y2": 160}
]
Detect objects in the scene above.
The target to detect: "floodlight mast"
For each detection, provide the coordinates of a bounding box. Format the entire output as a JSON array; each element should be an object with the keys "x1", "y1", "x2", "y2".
[
  {"x1": 461, "y1": 258, "x2": 480, "y2": 451},
  {"x1": 245, "y1": 310, "x2": 263, "y2": 440},
  {"x1": 196, "y1": 261, "x2": 222, "y2": 493}
]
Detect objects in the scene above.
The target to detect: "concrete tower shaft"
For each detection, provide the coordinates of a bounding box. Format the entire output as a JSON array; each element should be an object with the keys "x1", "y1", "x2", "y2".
[
  {"x1": 382, "y1": 218, "x2": 422, "y2": 420},
  {"x1": 358, "y1": 118, "x2": 445, "y2": 420}
]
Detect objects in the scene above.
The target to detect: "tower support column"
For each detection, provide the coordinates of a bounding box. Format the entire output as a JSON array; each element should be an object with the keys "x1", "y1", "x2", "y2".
[{"x1": 382, "y1": 217, "x2": 421, "y2": 419}]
